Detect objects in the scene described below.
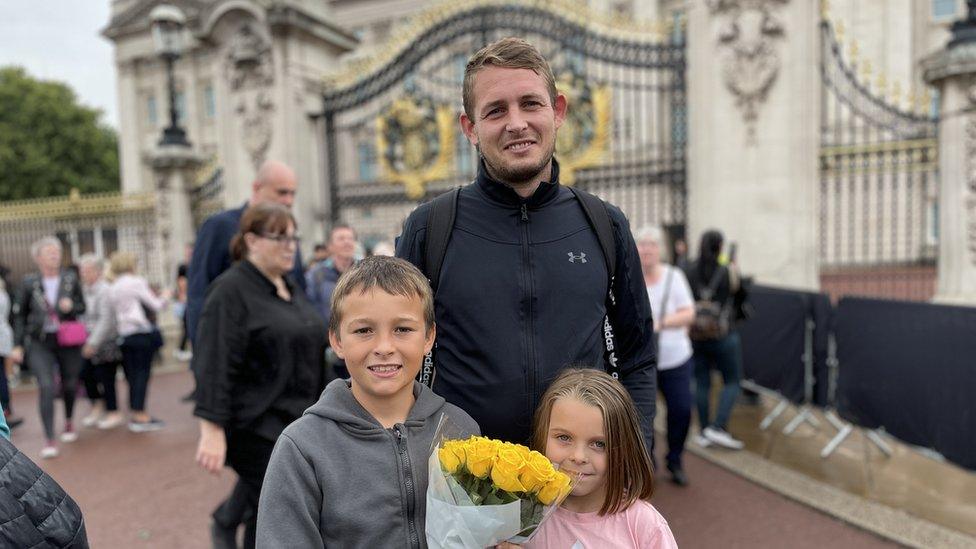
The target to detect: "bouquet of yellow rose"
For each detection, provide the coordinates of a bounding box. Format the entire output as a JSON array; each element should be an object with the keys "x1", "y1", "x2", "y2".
[{"x1": 426, "y1": 427, "x2": 575, "y2": 548}]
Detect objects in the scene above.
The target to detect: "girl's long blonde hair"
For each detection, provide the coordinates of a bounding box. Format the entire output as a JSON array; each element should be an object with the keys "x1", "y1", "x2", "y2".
[{"x1": 532, "y1": 368, "x2": 655, "y2": 515}]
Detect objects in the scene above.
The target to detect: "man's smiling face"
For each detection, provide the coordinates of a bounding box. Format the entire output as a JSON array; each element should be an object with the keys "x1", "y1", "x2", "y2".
[{"x1": 460, "y1": 66, "x2": 567, "y2": 187}]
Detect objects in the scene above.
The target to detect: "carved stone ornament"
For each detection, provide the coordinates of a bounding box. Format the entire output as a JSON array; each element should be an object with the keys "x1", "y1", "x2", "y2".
[
  {"x1": 224, "y1": 22, "x2": 276, "y2": 170},
  {"x1": 224, "y1": 23, "x2": 274, "y2": 92},
  {"x1": 966, "y1": 82, "x2": 976, "y2": 265},
  {"x1": 706, "y1": 0, "x2": 789, "y2": 142},
  {"x1": 237, "y1": 92, "x2": 275, "y2": 170}
]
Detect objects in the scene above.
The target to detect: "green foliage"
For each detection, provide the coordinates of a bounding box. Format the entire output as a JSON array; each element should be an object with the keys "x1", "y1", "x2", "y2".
[{"x1": 0, "y1": 66, "x2": 120, "y2": 201}]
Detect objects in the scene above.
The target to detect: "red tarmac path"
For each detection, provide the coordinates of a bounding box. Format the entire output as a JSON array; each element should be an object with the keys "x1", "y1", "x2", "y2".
[{"x1": 7, "y1": 370, "x2": 898, "y2": 548}]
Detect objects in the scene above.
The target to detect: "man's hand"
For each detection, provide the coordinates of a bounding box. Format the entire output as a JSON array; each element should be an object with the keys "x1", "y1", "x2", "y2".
[
  {"x1": 58, "y1": 297, "x2": 73, "y2": 314},
  {"x1": 196, "y1": 420, "x2": 227, "y2": 475},
  {"x1": 81, "y1": 345, "x2": 95, "y2": 359}
]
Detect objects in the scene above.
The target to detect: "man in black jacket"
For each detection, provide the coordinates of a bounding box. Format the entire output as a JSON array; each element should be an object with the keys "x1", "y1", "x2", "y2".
[{"x1": 396, "y1": 38, "x2": 657, "y2": 448}]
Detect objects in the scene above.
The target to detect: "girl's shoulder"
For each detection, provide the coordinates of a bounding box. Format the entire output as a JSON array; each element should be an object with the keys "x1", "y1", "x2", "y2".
[{"x1": 625, "y1": 500, "x2": 678, "y2": 548}]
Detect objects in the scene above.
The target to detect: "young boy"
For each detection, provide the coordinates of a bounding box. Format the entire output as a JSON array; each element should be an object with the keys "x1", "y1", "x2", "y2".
[{"x1": 256, "y1": 256, "x2": 479, "y2": 548}]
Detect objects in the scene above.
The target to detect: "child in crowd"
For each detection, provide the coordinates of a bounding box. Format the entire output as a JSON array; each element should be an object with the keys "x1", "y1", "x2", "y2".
[
  {"x1": 256, "y1": 256, "x2": 479, "y2": 548},
  {"x1": 523, "y1": 368, "x2": 678, "y2": 548}
]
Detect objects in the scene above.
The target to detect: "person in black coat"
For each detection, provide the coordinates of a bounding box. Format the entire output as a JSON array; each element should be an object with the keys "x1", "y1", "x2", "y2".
[
  {"x1": 193, "y1": 203, "x2": 327, "y2": 549},
  {"x1": 9, "y1": 237, "x2": 86, "y2": 459},
  {"x1": 0, "y1": 433, "x2": 89, "y2": 547}
]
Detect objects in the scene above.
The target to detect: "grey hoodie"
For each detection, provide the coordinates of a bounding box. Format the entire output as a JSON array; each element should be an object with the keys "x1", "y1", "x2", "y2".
[{"x1": 256, "y1": 379, "x2": 479, "y2": 548}]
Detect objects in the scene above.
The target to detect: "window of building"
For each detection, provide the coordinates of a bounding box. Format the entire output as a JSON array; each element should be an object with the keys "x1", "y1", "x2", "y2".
[
  {"x1": 930, "y1": 90, "x2": 941, "y2": 118},
  {"x1": 101, "y1": 227, "x2": 119, "y2": 257},
  {"x1": 175, "y1": 91, "x2": 187, "y2": 124},
  {"x1": 77, "y1": 230, "x2": 95, "y2": 256},
  {"x1": 147, "y1": 95, "x2": 158, "y2": 126},
  {"x1": 358, "y1": 141, "x2": 377, "y2": 181},
  {"x1": 931, "y1": 0, "x2": 957, "y2": 19},
  {"x1": 204, "y1": 85, "x2": 216, "y2": 119}
]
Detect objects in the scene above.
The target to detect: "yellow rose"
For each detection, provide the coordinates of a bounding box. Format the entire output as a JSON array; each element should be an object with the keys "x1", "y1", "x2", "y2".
[
  {"x1": 465, "y1": 437, "x2": 500, "y2": 478},
  {"x1": 537, "y1": 471, "x2": 572, "y2": 505},
  {"x1": 519, "y1": 451, "x2": 556, "y2": 493},
  {"x1": 491, "y1": 443, "x2": 528, "y2": 492},
  {"x1": 438, "y1": 441, "x2": 465, "y2": 474}
]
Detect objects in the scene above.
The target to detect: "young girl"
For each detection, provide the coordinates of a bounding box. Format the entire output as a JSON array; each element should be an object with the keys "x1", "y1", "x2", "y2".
[{"x1": 524, "y1": 368, "x2": 678, "y2": 548}]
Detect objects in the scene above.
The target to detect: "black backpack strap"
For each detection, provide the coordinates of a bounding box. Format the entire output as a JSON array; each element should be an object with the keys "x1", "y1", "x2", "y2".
[
  {"x1": 424, "y1": 187, "x2": 461, "y2": 293},
  {"x1": 568, "y1": 187, "x2": 615, "y2": 280},
  {"x1": 568, "y1": 187, "x2": 621, "y2": 379}
]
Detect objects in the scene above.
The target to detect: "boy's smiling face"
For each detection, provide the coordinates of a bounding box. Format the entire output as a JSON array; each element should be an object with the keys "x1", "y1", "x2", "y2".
[{"x1": 330, "y1": 287, "x2": 435, "y2": 411}]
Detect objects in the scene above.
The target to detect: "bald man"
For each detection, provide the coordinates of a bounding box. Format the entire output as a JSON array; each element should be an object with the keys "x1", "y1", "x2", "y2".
[{"x1": 185, "y1": 160, "x2": 305, "y2": 348}]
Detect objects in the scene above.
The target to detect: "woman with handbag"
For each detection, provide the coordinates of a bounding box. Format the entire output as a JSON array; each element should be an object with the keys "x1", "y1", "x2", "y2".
[
  {"x1": 683, "y1": 229, "x2": 745, "y2": 451},
  {"x1": 9, "y1": 236, "x2": 87, "y2": 458},
  {"x1": 636, "y1": 226, "x2": 696, "y2": 486},
  {"x1": 107, "y1": 251, "x2": 170, "y2": 433},
  {"x1": 79, "y1": 255, "x2": 125, "y2": 430}
]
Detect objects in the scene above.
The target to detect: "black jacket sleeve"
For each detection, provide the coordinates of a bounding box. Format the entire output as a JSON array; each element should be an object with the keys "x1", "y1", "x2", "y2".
[
  {"x1": 607, "y1": 205, "x2": 658, "y2": 451},
  {"x1": 192, "y1": 279, "x2": 249, "y2": 426},
  {"x1": 11, "y1": 278, "x2": 30, "y2": 348}
]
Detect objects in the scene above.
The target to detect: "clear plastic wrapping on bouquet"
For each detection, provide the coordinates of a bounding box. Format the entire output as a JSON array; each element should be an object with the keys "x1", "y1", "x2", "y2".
[{"x1": 425, "y1": 416, "x2": 577, "y2": 549}]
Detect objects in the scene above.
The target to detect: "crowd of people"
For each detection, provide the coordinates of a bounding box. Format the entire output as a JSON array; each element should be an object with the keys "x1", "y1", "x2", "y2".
[{"x1": 0, "y1": 37, "x2": 755, "y2": 549}]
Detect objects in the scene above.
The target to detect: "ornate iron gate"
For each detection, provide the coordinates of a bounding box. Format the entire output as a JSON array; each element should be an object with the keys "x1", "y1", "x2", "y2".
[
  {"x1": 819, "y1": 20, "x2": 939, "y2": 301},
  {"x1": 319, "y1": 2, "x2": 687, "y2": 250}
]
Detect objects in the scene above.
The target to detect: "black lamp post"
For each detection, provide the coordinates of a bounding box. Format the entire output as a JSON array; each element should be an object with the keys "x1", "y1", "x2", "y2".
[
  {"x1": 150, "y1": 5, "x2": 190, "y2": 147},
  {"x1": 950, "y1": 0, "x2": 976, "y2": 47}
]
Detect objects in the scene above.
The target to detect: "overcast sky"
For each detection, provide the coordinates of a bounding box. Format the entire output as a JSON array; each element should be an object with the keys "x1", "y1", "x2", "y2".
[{"x1": 0, "y1": 2, "x2": 118, "y2": 128}]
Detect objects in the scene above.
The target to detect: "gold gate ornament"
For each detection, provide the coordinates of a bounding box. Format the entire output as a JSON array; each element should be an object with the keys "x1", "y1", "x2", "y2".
[
  {"x1": 554, "y1": 71, "x2": 611, "y2": 185},
  {"x1": 376, "y1": 95, "x2": 455, "y2": 199}
]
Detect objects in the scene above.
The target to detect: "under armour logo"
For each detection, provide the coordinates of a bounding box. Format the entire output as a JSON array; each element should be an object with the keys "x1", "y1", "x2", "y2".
[{"x1": 568, "y1": 252, "x2": 587, "y2": 264}]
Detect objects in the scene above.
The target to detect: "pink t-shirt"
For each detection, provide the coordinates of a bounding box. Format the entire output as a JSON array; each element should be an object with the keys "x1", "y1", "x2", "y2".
[{"x1": 525, "y1": 500, "x2": 678, "y2": 549}]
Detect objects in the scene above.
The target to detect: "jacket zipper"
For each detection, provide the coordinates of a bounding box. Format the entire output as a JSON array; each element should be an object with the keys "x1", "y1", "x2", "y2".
[
  {"x1": 519, "y1": 203, "x2": 535, "y2": 427},
  {"x1": 394, "y1": 424, "x2": 420, "y2": 548}
]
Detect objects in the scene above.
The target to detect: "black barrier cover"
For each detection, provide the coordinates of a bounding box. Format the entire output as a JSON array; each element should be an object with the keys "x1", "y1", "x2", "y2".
[
  {"x1": 739, "y1": 288, "x2": 808, "y2": 403},
  {"x1": 835, "y1": 297, "x2": 976, "y2": 471}
]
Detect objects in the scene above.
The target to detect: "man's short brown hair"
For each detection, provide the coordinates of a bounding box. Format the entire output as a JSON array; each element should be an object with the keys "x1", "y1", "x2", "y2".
[
  {"x1": 462, "y1": 37, "x2": 557, "y2": 119},
  {"x1": 328, "y1": 256, "x2": 435, "y2": 337}
]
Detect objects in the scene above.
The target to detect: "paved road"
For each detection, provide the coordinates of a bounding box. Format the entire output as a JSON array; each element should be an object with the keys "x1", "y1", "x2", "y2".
[{"x1": 7, "y1": 370, "x2": 897, "y2": 548}]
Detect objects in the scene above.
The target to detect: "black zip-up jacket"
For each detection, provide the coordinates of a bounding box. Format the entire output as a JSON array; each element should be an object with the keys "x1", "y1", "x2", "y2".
[
  {"x1": 12, "y1": 270, "x2": 85, "y2": 349},
  {"x1": 0, "y1": 437, "x2": 89, "y2": 547},
  {"x1": 396, "y1": 159, "x2": 657, "y2": 446}
]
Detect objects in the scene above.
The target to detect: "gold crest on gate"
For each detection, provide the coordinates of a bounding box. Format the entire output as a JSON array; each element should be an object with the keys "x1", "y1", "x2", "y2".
[
  {"x1": 376, "y1": 94, "x2": 454, "y2": 199},
  {"x1": 555, "y1": 70, "x2": 611, "y2": 185}
]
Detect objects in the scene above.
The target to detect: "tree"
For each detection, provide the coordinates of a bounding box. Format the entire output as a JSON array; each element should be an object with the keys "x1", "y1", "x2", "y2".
[{"x1": 0, "y1": 66, "x2": 120, "y2": 201}]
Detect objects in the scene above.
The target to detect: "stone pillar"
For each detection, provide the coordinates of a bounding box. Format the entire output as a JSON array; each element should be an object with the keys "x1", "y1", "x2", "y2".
[
  {"x1": 687, "y1": 0, "x2": 820, "y2": 289},
  {"x1": 147, "y1": 145, "x2": 202, "y2": 287},
  {"x1": 923, "y1": 4, "x2": 976, "y2": 305}
]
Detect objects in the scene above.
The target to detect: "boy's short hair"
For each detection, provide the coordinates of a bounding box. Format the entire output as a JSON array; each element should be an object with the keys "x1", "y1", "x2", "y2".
[{"x1": 329, "y1": 256, "x2": 434, "y2": 336}]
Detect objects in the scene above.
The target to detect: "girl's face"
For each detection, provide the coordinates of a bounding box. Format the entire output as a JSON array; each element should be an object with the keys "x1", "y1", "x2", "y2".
[{"x1": 544, "y1": 397, "x2": 608, "y2": 513}]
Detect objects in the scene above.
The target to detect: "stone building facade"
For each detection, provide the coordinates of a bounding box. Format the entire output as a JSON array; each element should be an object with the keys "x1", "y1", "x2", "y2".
[{"x1": 90, "y1": 0, "x2": 973, "y2": 301}]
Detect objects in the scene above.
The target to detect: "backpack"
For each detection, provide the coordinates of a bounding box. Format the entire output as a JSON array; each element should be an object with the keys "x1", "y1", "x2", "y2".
[
  {"x1": 419, "y1": 185, "x2": 621, "y2": 386},
  {"x1": 689, "y1": 265, "x2": 732, "y2": 341}
]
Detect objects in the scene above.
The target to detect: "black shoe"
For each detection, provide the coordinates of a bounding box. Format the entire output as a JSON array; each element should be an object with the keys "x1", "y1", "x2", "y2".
[
  {"x1": 5, "y1": 415, "x2": 24, "y2": 429},
  {"x1": 210, "y1": 520, "x2": 238, "y2": 549},
  {"x1": 668, "y1": 465, "x2": 689, "y2": 487},
  {"x1": 181, "y1": 390, "x2": 196, "y2": 403}
]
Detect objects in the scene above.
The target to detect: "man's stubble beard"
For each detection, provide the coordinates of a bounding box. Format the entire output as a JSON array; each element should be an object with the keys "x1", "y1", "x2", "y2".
[{"x1": 478, "y1": 139, "x2": 556, "y2": 189}]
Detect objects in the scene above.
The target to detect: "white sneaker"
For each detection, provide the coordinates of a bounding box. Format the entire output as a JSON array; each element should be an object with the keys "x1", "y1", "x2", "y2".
[
  {"x1": 60, "y1": 431, "x2": 78, "y2": 443},
  {"x1": 82, "y1": 408, "x2": 104, "y2": 428},
  {"x1": 693, "y1": 433, "x2": 712, "y2": 448},
  {"x1": 703, "y1": 426, "x2": 745, "y2": 450},
  {"x1": 174, "y1": 350, "x2": 193, "y2": 362},
  {"x1": 40, "y1": 444, "x2": 59, "y2": 459},
  {"x1": 97, "y1": 413, "x2": 124, "y2": 430}
]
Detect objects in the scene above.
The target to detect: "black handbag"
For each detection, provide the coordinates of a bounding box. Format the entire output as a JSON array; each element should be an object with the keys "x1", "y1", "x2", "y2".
[{"x1": 689, "y1": 266, "x2": 732, "y2": 341}]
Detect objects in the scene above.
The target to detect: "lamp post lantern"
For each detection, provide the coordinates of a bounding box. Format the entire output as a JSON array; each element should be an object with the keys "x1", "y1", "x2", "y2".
[
  {"x1": 150, "y1": 5, "x2": 190, "y2": 147},
  {"x1": 949, "y1": 0, "x2": 976, "y2": 47}
]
